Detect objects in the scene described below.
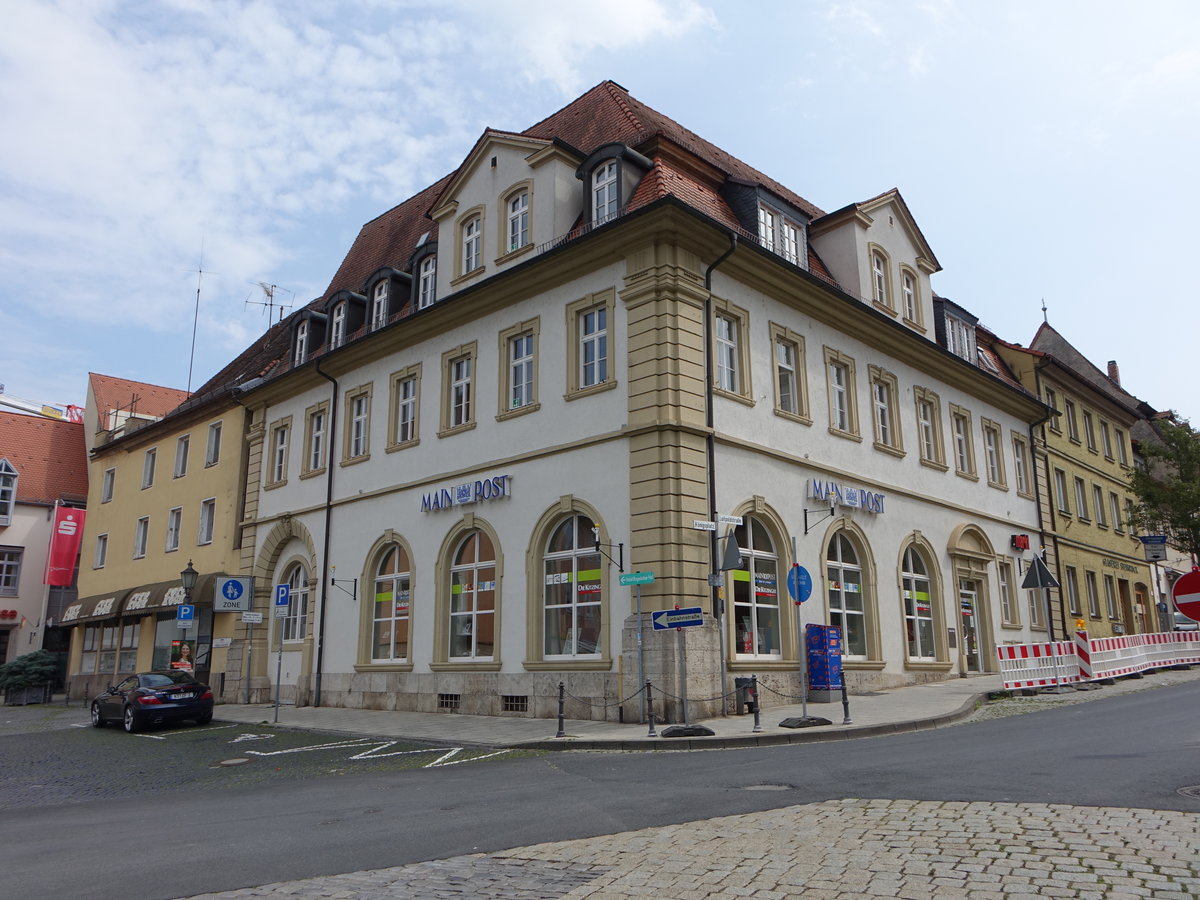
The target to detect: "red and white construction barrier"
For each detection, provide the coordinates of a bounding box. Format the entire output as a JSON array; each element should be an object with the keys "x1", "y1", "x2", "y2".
[{"x1": 997, "y1": 630, "x2": 1200, "y2": 690}]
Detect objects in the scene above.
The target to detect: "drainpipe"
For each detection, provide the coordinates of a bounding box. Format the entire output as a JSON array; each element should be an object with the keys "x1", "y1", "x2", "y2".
[
  {"x1": 1030, "y1": 363, "x2": 1061, "y2": 641},
  {"x1": 313, "y1": 359, "x2": 339, "y2": 707},
  {"x1": 704, "y1": 233, "x2": 737, "y2": 711}
]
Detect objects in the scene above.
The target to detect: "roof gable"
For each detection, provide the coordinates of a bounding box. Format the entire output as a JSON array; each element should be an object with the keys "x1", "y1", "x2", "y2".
[{"x1": 428, "y1": 131, "x2": 553, "y2": 220}]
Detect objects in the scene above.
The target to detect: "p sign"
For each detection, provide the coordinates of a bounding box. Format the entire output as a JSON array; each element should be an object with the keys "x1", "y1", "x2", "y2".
[{"x1": 274, "y1": 583, "x2": 291, "y2": 618}]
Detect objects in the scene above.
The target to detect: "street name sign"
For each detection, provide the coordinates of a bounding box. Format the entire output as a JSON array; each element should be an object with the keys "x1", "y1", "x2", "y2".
[
  {"x1": 619, "y1": 571, "x2": 656, "y2": 586},
  {"x1": 651, "y1": 607, "x2": 704, "y2": 630},
  {"x1": 787, "y1": 564, "x2": 813, "y2": 604}
]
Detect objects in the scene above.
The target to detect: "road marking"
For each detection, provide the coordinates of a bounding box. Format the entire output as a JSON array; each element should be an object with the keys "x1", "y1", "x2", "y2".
[
  {"x1": 242, "y1": 737, "x2": 513, "y2": 767},
  {"x1": 230, "y1": 733, "x2": 276, "y2": 743},
  {"x1": 134, "y1": 733, "x2": 167, "y2": 740}
]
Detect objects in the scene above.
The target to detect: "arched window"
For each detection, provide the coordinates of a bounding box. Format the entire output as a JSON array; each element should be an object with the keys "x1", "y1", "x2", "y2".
[
  {"x1": 507, "y1": 191, "x2": 529, "y2": 252},
  {"x1": 418, "y1": 256, "x2": 437, "y2": 308},
  {"x1": 282, "y1": 562, "x2": 309, "y2": 642},
  {"x1": 329, "y1": 301, "x2": 347, "y2": 349},
  {"x1": 732, "y1": 516, "x2": 781, "y2": 658},
  {"x1": 593, "y1": 160, "x2": 618, "y2": 224},
  {"x1": 294, "y1": 320, "x2": 309, "y2": 367},
  {"x1": 449, "y1": 530, "x2": 495, "y2": 659},
  {"x1": 543, "y1": 515, "x2": 602, "y2": 658},
  {"x1": 827, "y1": 533, "x2": 866, "y2": 657},
  {"x1": 902, "y1": 546, "x2": 935, "y2": 659},
  {"x1": 372, "y1": 543, "x2": 410, "y2": 662}
]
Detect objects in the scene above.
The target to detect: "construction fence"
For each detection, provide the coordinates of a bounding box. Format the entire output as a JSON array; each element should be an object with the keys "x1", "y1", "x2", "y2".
[{"x1": 996, "y1": 630, "x2": 1200, "y2": 690}]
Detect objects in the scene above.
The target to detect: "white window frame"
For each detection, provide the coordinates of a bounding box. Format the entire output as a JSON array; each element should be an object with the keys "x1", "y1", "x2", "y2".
[
  {"x1": 198, "y1": 498, "x2": 215, "y2": 546},
  {"x1": 1100, "y1": 421, "x2": 1114, "y2": 459},
  {"x1": 133, "y1": 517, "x2": 149, "y2": 559},
  {"x1": 1086, "y1": 571, "x2": 1100, "y2": 618},
  {"x1": 507, "y1": 191, "x2": 529, "y2": 252},
  {"x1": 715, "y1": 313, "x2": 739, "y2": 394},
  {"x1": 1111, "y1": 492, "x2": 1124, "y2": 533},
  {"x1": 579, "y1": 305, "x2": 608, "y2": 389},
  {"x1": 508, "y1": 331, "x2": 535, "y2": 411},
  {"x1": 1065, "y1": 566, "x2": 1081, "y2": 616},
  {"x1": 731, "y1": 516, "x2": 783, "y2": 661},
  {"x1": 1083, "y1": 411, "x2": 1097, "y2": 451},
  {"x1": 1054, "y1": 468, "x2": 1071, "y2": 515},
  {"x1": 775, "y1": 335, "x2": 800, "y2": 416},
  {"x1": 450, "y1": 356, "x2": 472, "y2": 428},
  {"x1": 448, "y1": 530, "x2": 497, "y2": 661},
  {"x1": 294, "y1": 320, "x2": 309, "y2": 367},
  {"x1": 593, "y1": 160, "x2": 618, "y2": 224},
  {"x1": 869, "y1": 368, "x2": 900, "y2": 451},
  {"x1": 1115, "y1": 428, "x2": 1128, "y2": 465},
  {"x1": 93, "y1": 533, "x2": 108, "y2": 569},
  {"x1": 1074, "y1": 476, "x2": 1089, "y2": 520},
  {"x1": 165, "y1": 507, "x2": 182, "y2": 553},
  {"x1": 372, "y1": 543, "x2": 411, "y2": 663},
  {"x1": 1104, "y1": 574, "x2": 1118, "y2": 619},
  {"x1": 871, "y1": 251, "x2": 888, "y2": 306},
  {"x1": 270, "y1": 421, "x2": 289, "y2": 484},
  {"x1": 205, "y1": 421, "x2": 222, "y2": 467},
  {"x1": 982, "y1": 420, "x2": 1005, "y2": 487},
  {"x1": 462, "y1": 216, "x2": 482, "y2": 274},
  {"x1": 101, "y1": 467, "x2": 115, "y2": 504},
  {"x1": 950, "y1": 406, "x2": 975, "y2": 477},
  {"x1": 542, "y1": 515, "x2": 603, "y2": 660},
  {"x1": 902, "y1": 271, "x2": 917, "y2": 321},
  {"x1": 307, "y1": 408, "x2": 326, "y2": 472},
  {"x1": 418, "y1": 256, "x2": 437, "y2": 309},
  {"x1": 396, "y1": 376, "x2": 418, "y2": 443},
  {"x1": 329, "y1": 301, "x2": 347, "y2": 349},
  {"x1": 998, "y1": 560, "x2": 1016, "y2": 625},
  {"x1": 1012, "y1": 434, "x2": 1031, "y2": 496},
  {"x1": 350, "y1": 393, "x2": 370, "y2": 458},
  {"x1": 1064, "y1": 398, "x2": 1080, "y2": 442},
  {"x1": 372, "y1": 281, "x2": 389, "y2": 330},
  {"x1": 0, "y1": 547, "x2": 22, "y2": 595},
  {"x1": 1094, "y1": 485, "x2": 1107, "y2": 527},
  {"x1": 902, "y1": 546, "x2": 936, "y2": 660},
  {"x1": 141, "y1": 448, "x2": 156, "y2": 489},
  {"x1": 282, "y1": 563, "x2": 309, "y2": 642}
]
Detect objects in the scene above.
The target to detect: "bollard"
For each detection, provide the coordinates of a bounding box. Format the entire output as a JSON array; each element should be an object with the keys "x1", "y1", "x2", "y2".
[
  {"x1": 751, "y1": 674, "x2": 763, "y2": 733},
  {"x1": 840, "y1": 679, "x2": 852, "y2": 725},
  {"x1": 645, "y1": 679, "x2": 657, "y2": 738},
  {"x1": 556, "y1": 681, "x2": 566, "y2": 738}
]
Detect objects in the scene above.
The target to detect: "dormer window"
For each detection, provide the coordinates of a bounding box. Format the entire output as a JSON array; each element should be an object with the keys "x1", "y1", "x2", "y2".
[
  {"x1": 757, "y1": 204, "x2": 803, "y2": 265},
  {"x1": 418, "y1": 256, "x2": 437, "y2": 308},
  {"x1": 593, "y1": 160, "x2": 618, "y2": 224},
  {"x1": 329, "y1": 301, "x2": 348, "y2": 349},
  {"x1": 507, "y1": 191, "x2": 529, "y2": 251},
  {"x1": 0, "y1": 459, "x2": 17, "y2": 526},
  {"x1": 945, "y1": 316, "x2": 975, "y2": 361},
  {"x1": 294, "y1": 320, "x2": 309, "y2": 367},
  {"x1": 372, "y1": 281, "x2": 388, "y2": 330},
  {"x1": 462, "y1": 216, "x2": 482, "y2": 274}
]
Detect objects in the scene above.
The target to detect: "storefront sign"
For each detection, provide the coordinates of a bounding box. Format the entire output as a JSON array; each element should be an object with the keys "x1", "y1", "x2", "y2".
[
  {"x1": 421, "y1": 474, "x2": 512, "y2": 512},
  {"x1": 807, "y1": 479, "x2": 885, "y2": 514},
  {"x1": 1102, "y1": 558, "x2": 1140, "y2": 573}
]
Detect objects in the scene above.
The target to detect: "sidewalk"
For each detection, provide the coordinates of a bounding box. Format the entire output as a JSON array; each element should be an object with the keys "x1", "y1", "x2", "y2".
[{"x1": 211, "y1": 673, "x2": 1005, "y2": 750}]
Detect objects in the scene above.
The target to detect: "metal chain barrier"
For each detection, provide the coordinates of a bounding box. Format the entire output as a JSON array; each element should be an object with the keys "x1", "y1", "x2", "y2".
[
  {"x1": 649, "y1": 683, "x2": 740, "y2": 704},
  {"x1": 756, "y1": 679, "x2": 809, "y2": 702},
  {"x1": 561, "y1": 685, "x2": 645, "y2": 709}
]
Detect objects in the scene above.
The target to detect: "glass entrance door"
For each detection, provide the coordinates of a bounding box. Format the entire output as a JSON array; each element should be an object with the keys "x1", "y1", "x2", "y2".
[{"x1": 959, "y1": 579, "x2": 981, "y2": 672}]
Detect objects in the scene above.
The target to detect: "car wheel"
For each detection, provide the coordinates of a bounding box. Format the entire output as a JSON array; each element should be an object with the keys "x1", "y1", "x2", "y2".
[
  {"x1": 194, "y1": 713, "x2": 212, "y2": 726},
  {"x1": 90, "y1": 703, "x2": 106, "y2": 728},
  {"x1": 123, "y1": 705, "x2": 142, "y2": 733}
]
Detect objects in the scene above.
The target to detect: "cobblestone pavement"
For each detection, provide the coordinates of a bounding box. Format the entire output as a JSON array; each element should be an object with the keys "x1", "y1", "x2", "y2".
[{"x1": 183, "y1": 798, "x2": 1200, "y2": 899}]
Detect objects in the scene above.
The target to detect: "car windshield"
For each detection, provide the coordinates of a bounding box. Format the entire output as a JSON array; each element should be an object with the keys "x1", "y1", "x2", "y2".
[{"x1": 141, "y1": 672, "x2": 195, "y2": 688}]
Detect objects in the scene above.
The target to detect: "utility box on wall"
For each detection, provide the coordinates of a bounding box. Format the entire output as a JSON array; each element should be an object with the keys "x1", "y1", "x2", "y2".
[{"x1": 806, "y1": 623, "x2": 843, "y2": 702}]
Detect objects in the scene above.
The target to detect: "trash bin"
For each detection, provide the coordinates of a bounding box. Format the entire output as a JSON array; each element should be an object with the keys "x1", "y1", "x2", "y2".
[{"x1": 734, "y1": 676, "x2": 758, "y2": 714}]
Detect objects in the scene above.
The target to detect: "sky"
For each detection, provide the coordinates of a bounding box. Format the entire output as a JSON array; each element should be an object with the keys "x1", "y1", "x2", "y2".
[{"x1": 2, "y1": 0, "x2": 1197, "y2": 423}]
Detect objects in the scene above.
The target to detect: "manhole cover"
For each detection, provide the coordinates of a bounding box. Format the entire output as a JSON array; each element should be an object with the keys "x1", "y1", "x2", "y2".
[
  {"x1": 215, "y1": 757, "x2": 253, "y2": 767},
  {"x1": 1177, "y1": 785, "x2": 1200, "y2": 800},
  {"x1": 743, "y1": 783, "x2": 793, "y2": 791}
]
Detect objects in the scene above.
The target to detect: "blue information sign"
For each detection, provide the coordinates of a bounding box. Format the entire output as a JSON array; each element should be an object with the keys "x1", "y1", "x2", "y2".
[
  {"x1": 176, "y1": 604, "x2": 195, "y2": 621},
  {"x1": 787, "y1": 565, "x2": 813, "y2": 604},
  {"x1": 274, "y1": 584, "x2": 291, "y2": 606},
  {"x1": 651, "y1": 607, "x2": 704, "y2": 630},
  {"x1": 222, "y1": 580, "x2": 244, "y2": 601}
]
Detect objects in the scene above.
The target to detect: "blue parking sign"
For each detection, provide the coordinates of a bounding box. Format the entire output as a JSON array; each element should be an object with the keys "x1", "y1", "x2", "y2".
[
  {"x1": 176, "y1": 604, "x2": 195, "y2": 621},
  {"x1": 275, "y1": 584, "x2": 291, "y2": 606}
]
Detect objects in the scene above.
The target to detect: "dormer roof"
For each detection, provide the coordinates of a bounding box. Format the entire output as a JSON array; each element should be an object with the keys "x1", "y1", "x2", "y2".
[{"x1": 811, "y1": 188, "x2": 942, "y2": 274}]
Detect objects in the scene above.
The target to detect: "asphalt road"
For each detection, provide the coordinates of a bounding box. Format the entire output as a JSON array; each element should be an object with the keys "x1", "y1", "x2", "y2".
[{"x1": 2, "y1": 680, "x2": 1198, "y2": 900}]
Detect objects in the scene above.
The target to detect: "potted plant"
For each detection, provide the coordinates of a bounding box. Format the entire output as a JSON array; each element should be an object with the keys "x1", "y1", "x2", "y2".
[{"x1": 0, "y1": 649, "x2": 57, "y2": 705}]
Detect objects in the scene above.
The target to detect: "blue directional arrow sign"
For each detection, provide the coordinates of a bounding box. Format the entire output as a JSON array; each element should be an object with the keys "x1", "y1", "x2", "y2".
[{"x1": 651, "y1": 607, "x2": 704, "y2": 630}]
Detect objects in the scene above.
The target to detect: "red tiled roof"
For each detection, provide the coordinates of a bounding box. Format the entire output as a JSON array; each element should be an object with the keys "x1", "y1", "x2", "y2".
[
  {"x1": 89, "y1": 373, "x2": 188, "y2": 427},
  {"x1": 0, "y1": 411, "x2": 88, "y2": 504}
]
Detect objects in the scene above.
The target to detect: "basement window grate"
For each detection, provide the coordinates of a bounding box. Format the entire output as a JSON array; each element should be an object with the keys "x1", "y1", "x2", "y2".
[
  {"x1": 437, "y1": 693, "x2": 461, "y2": 712},
  {"x1": 501, "y1": 694, "x2": 529, "y2": 713}
]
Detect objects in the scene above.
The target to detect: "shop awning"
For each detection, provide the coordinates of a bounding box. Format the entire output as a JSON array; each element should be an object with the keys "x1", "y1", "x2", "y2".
[
  {"x1": 60, "y1": 590, "x2": 129, "y2": 625},
  {"x1": 61, "y1": 574, "x2": 221, "y2": 625}
]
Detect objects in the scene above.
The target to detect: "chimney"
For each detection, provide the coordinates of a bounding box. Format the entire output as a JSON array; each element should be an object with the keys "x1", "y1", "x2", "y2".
[{"x1": 1107, "y1": 360, "x2": 1121, "y2": 385}]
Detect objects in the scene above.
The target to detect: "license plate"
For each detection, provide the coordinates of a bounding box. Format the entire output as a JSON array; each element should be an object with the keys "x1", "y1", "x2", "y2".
[{"x1": 172, "y1": 692, "x2": 195, "y2": 700}]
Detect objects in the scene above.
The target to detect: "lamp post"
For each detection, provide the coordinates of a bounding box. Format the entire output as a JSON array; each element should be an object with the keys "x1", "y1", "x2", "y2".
[{"x1": 180, "y1": 559, "x2": 198, "y2": 600}]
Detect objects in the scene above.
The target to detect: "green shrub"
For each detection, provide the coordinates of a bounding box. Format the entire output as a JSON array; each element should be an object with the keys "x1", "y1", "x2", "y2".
[{"x1": 0, "y1": 650, "x2": 57, "y2": 689}]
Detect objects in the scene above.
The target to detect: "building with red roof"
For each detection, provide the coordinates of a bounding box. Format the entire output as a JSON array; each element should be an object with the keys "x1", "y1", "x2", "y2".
[{"x1": 0, "y1": 410, "x2": 87, "y2": 669}]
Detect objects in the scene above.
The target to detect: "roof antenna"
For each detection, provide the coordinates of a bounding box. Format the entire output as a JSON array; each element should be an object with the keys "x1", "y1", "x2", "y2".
[
  {"x1": 245, "y1": 281, "x2": 295, "y2": 323},
  {"x1": 1041, "y1": 297, "x2": 1048, "y2": 324},
  {"x1": 186, "y1": 243, "x2": 205, "y2": 396}
]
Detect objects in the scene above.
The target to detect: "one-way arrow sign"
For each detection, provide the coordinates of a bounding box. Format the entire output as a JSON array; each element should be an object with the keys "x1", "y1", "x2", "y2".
[
  {"x1": 1021, "y1": 554, "x2": 1060, "y2": 590},
  {"x1": 651, "y1": 607, "x2": 704, "y2": 630}
]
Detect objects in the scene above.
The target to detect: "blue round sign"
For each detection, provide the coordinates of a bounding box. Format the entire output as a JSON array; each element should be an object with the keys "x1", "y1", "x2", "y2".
[
  {"x1": 222, "y1": 579, "x2": 244, "y2": 601},
  {"x1": 787, "y1": 565, "x2": 813, "y2": 604}
]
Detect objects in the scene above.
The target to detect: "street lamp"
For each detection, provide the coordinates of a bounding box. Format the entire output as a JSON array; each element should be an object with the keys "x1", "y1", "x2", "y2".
[{"x1": 181, "y1": 559, "x2": 198, "y2": 600}]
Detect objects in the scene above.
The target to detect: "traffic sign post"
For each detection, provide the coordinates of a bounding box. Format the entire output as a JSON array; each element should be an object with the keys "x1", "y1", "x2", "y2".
[
  {"x1": 1173, "y1": 569, "x2": 1200, "y2": 622},
  {"x1": 651, "y1": 605, "x2": 704, "y2": 726},
  {"x1": 620, "y1": 572, "x2": 655, "y2": 722},
  {"x1": 1021, "y1": 554, "x2": 1068, "y2": 690},
  {"x1": 176, "y1": 604, "x2": 195, "y2": 629},
  {"x1": 273, "y1": 583, "x2": 290, "y2": 722}
]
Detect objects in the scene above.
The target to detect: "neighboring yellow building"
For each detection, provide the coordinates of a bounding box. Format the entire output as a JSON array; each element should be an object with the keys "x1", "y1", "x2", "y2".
[
  {"x1": 66, "y1": 373, "x2": 250, "y2": 699},
  {"x1": 994, "y1": 326, "x2": 1152, "y2": 639}
]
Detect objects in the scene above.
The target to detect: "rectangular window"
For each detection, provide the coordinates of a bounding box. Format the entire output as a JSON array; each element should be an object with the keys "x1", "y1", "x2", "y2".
[
  {"x1": 1045, "y1": 388, "x2": 1060, "y2": 432},
  {"x1": 1083, "y1": 411, "x2": 1097, "y2": 451},
  {"x1": 101, "y1": 468, "x2": 115, "y2": 503},
  {"x1": 329, "y1": 302, "x2": 347, "y2": 349},
  {"x1": 305, "y1": 407, "x2": 327, "y2": 473},
  {"x1": 1085, "y1": 571, "x2": 1100, "y2": 618},
  {"x1": 1054, "y1": 468, "x2": 1070, "y2": 514},
  {"x1": 1104, "y1": 574, "x2": 1118, "y2": 618},
  {"x1": 385, "y1": 366, "x2": 421, "y2": 447},
  {"x1": 0, "y1": 462, "x2": 15, "y2": 527},
  {"x1": 757, "y1": 205, "x2": 804, "y2": 266},
  {"x1": 198, "y1": 499, "x2": 215, "y2": 546},
  {"x1": 1100, "y1": 421, "x2": 1113, "y2": 458},
  {"x1": 1074, "y1": 477, "x2": 1089, "y2": 520},
  {"x1": 914, "y1": 388, "x2": 944, "y2": 467},
  {"x1": 868, "y1": 366, "x2": 900, "y2": 452},
  {"x1": 142, "y1": 448, "x2": 156, "y2": 489},
  {"x1": 871, "y1": 251, "x2": 889, "y2": 307},
  {"x1": 133, "y1": 517, "x2": 149, "y2": 559},
  {"x1": 873, "y1": 380, "x2": 892, "y2": 446},
  {"x1": 776, "y1": 338, "x2": 798, "y2": 414},
  {"x1": 715, "y1": 314, "x2": 739, "y2": 394},
  {"x1": 1064, "y1": 398, "x2": 1079, "y2": 442},
  {"x1": 593, "y1": 160, "x2": 618, "y2": 223},
  {"x1": 350, "y1": 393, "x2": 370, "y2": 457},
  {"x1": 1012, "y1": 435, "x2": 1031, "y2": 496},
  {"x1": 1115, "y1": 428, "x2": 1128, "y2": 465},
  {"x1": 94, "y1": 534, "x2": 108, "y2": 570},
  {"x1": 507, "y1": 191, "x2": 529, "y2": 251},
  {"x1": 0, "y1": 547, "x2": 21, "y2": 595},
  {"x1": 1111, "y1": 492, "x2": 1124, "y2": 533},
  {"x1": 998, "y1": 560, "x2": 1016, "y2": 624},
  {"x1": 982, "y1": 421, "x2": 1005, "y2": 486},
  {"x1": 1093, "y1": 485, "x2": 1107, "y2": 527},
  {"x1": 580, "y1": 306, "x2": 608, "y2": 388},
  {"x1": 902, "y1": 271, "x2": 917, "y2": 321},
  {"x1": 1065, "y1": 566, "x2": 1081, "y2": 616},
  {"x1": 450, "y1": 356, "x2": 471, "y2": 427},
  {"x1": 418, "y1": 256, "x2": 437, "y2": 308},
  {"x1": 270, "y1": 421, "x2": 290, "y2": 484},
  {"x1": 462, "y1": 216, "x2": 481, "y2": 274},
  {"x1": 206, "y1": 421, "x2": 222, "y2": 466},
  {"x1": 508, "y1": 332, "x2": 535, "y2": 410},
  {"x1": 950, "y1": 406, "x2": 975, "y2": 476},
  {"x1": 372, "y1": 281, "x2": 389, "y2": 330},
  {"x1": 165, "y1": 507, "x2": 182, "y2": 553},
  {"x1": 830, "y1": 362, "x2": 849, "y2": 432},
  {"x1": 173, "y1": 435, "x2": 189, "y2": 478}
]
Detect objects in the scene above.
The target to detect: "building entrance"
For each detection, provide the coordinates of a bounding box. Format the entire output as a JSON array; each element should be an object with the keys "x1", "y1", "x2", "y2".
[{"x1": 959, "y1": 580, "x2": 981, "y2": 672}]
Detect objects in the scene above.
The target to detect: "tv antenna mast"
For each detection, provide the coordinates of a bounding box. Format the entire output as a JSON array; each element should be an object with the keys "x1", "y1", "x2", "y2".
[{"x1": 245, "y1": 282, "x2": 295, "y2": 323}]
